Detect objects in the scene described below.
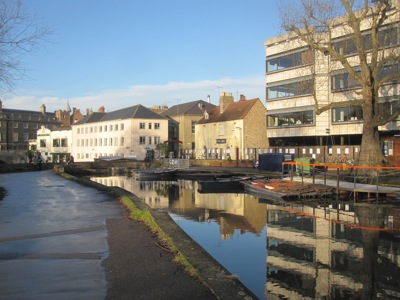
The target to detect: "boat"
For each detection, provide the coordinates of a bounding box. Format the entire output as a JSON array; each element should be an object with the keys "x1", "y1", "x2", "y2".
[
  {"x1": 134, "y1": 169, "x2": 177, "y2": 180},
  {"x1": 197, "y1": 175, "x2": 252, "y2": 193},
  {"x1": 197, "y1": 174, "x2": 267, "y2": 193},
  {"x1": 240, "y1": 178, "x2": 334, "y2": 201}
]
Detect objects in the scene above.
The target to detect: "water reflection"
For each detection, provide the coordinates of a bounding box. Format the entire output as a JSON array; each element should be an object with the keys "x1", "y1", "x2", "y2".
[{"x1": 91, "y1": 176, "x2": 400, "y2": 300}]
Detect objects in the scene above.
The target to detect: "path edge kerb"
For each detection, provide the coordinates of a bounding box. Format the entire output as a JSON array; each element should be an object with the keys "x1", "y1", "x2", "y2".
[{"x1": 56, "y1": 171, "x2": 256, "y2": 300}]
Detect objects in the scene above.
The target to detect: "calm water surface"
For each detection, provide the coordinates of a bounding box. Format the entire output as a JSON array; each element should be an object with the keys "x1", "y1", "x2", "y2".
[{"x1": 91, "y1": 176, "x2": 400, "y2": 300}]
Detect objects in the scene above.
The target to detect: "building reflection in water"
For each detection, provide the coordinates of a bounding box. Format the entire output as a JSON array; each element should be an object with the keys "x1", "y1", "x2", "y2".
[{"x1": 91, "y1": 176, "x2": 400, "y2": 300}]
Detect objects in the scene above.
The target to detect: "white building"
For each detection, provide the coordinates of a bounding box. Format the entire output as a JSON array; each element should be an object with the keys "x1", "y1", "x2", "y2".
[
  {"x1": 35, "y1": 125, "x2": 72, "y2": 163},
  {"x1": 71, "y1": 104, "x2": 169, "y2": 162},
  {"x1": 264, "y1": 2, "x2": 399, "y2": 149}
]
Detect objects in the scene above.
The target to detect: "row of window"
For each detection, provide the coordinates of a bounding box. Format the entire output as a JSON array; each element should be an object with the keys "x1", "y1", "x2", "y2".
[
  {"x1": 76, "y1": 136, "x2": 162, "y2": 147},
  {"x1": 77, "y1": 123, "x2": 125, "y2": 134},
  {"x1": 266, "y1": 106, "x2": 368, "y2": 128},
  {"x1": 76, "y1": 122, "x2": 162, "y2": 134},
  {"x1": 38, "y1": 138, "x2": 68, "y2": 148},
  {"x1": 333, "y1": 26, "x2": 398, "y2": 56},
  {"x1": 266, "y1": 26, "x2": 398, "y2": 74},
  {"x1": 139, "y1": 122, "x2": 161, "y2": 130},
  {"x1": 267, "y1": 63, "x2": 399, "y2": 100},
  {"x1": 2, "y1": 133, "x2": 31, "y2": 142},
  {"x1": 331, "y1": 64, "x2": 399, "y2": 91},
  {"x1": 0, "y1": 121, "x2": 45, "y2": 129},
  {"x1": 267, "y1": 79, "x2": 313, "y2": 100}
]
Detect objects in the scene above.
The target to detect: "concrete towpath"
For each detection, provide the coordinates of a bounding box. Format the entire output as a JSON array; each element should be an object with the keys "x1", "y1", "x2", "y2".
[{"x1": 0, "y1": 170, "x2": 253, "y2": 300}]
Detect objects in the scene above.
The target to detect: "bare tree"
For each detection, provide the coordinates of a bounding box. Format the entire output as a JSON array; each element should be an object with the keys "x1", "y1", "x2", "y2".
[
  {"x1": 0, "y1": 0, "x2": 50, "y2": 92},
  {"x1": 279, "y1": 0, "x2": 400, "y2": 171}
]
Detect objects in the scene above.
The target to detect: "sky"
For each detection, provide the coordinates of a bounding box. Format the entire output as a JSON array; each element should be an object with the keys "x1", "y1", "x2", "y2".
[{"x1": 1, "y1": 0, "x2": 282, "y2": 113}]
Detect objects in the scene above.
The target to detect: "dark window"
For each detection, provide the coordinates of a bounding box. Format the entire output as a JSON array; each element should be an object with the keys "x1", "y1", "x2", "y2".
[
  {"x1": 267, "y1": 48, "x2": 313, "y2": 72},
  {"x1": 267, "y1": 79, "x2": 313, "y2": 100}
]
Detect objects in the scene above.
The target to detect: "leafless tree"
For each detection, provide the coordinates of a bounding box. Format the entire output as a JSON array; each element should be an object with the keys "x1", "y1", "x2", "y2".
[
  {"x1": 0, "y1": 0, "x2": 50, "y2": 92},
  {"x1": 279, "y1": 0, "x2": 400, "y2": 171}
]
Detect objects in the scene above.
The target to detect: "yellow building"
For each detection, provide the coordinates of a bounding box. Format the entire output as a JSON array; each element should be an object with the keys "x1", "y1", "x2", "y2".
[
  {"x1": 196, "y1": 92, "x2": 269, "y2": 161},
  {"x1": 161, "y1": 100, "x2": 216, "y2": 158}
]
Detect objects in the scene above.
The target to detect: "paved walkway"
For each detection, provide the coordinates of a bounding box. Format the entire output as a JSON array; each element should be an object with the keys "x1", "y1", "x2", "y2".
[{"x1": 0, "y1": 170, "x2": 253, "y2": 300}]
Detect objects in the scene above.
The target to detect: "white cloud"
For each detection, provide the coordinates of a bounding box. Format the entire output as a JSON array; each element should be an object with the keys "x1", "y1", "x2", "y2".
[{"x1": 2, "y1": 76, "x2": 266, "y2": 113}]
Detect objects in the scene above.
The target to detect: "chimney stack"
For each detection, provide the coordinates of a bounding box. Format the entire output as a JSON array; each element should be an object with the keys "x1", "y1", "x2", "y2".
[
  {"x1": 40, "y1": 104, "x2": 46, "y2": 115},
  {"x1": 219, "y1": 92, "x2": 234, "y2": 113}
]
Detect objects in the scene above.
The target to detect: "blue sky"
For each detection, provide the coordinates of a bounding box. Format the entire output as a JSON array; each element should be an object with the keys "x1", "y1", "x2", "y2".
[{"x1": 2, "y1": 0, "x2": 282, "y2": 113}]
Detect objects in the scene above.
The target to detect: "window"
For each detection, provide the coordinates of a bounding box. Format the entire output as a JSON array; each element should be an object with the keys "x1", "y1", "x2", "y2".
[
  {"x1": 99, "y1": 138, "x2": 102, "y2": 146},
  {"x1": 23, "y1": 123, "x2": 29, "y2": 129},
  {"x1": 139, "y1": 136, "x2": 146, "y2": 144},
  {"x1": 99, "y1": 126, "x2": 102, "y2": 132},
  {"x1": 120, "y1": 123, "x2": 124, "y2": 130},
  {"x1": 61, "y1": 138, "x2": 67, "y2": 147},
  {"x1": 104, "y1": 125, "x2": 108, "y2": 132},
  {"x1": 120, "y1": 137, "x2": 124, "y2": 146},
  {"x1": 40, "y1": 139, "x2": 46, "y2": 147},
  {"x1": 23, "y1": 133, "x2": 28, "y2": 142},
  {"x1": 333, "y1": 26, "x2": 398, "y2": 56},
  {"x1": 155, "y1": 136, "x2": 160, "y2": 144},
  {"x1": 110, "y1": 125, "x2": 113, "y2": 131},
  {"x1": 154, "y1": 123, "x2": 160, "y2": 129},
  {"x1": 267, "y1": 110, "x2": 314, "y2": 127},
  {"x1": 219, "y1": 124, "x2": 224, "y2": 136},
  {"x1": 331, "y1": 71, "x2": 361, "y2": 91},
  {"x1": 267, "y1": 48, "x2": 313, "y2": 72},
  {"x1": 94, "y1": 139, "x2": 97, "y2": 146},
  {"x1": 53, "y1": 139, "x2": 60, "y2": 147},
  {"x1": 140, "y1": 122, "x2": 145, "y2": 129},
  {"x1": 85, "y1": 127, "x2": 88, "y2": 134},
  {"x1": 148, "y1": 123, "x2": 152, "y2": 129},
  {"x1": 13, "y1": 122, "x2": 18, "y2": 129},
  {"x1": 77, "y1": 128, "x2": 80, "y2": 134},
  {"x1": 332, "y1": 106, "x2": 363, "y2": 123},
  {"x1": 114, "y1": 137, "x2": 118, "y2": 146},
  {"x1": 191, "y1": 121, "x2": 196, "y2": 133},
  {"x1": 104, "y1": 138, "x2": 107, "y2": 146},
  {"x1": 148, "y1": 137, "x2": 152, "y2": 145},
  {"x1": 267, "y1": 79, "x2": 313, "y2": 100},
  {"x1": 115, "y1": 124, "x2": 118, "y2": 131},
  {"x1": 110, "y1": 138, "x2": 113, "y2": 146}
]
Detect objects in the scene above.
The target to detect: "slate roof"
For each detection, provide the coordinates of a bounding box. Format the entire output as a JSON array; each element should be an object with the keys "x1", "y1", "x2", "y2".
[
  {"x1": 197, "y1": 98, "x2": 261, "y2": 124},
  {"x1": 73, "y1": 104, "x2": 167, "y2": 125},
  {"x1": 161, "y1": 100, "x2": 216, "y2": 117},
  {"x1": 0, "y1": 108, "x2": 56, "y2": 117}
]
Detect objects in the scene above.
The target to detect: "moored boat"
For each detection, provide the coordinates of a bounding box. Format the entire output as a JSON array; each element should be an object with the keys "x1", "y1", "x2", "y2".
[
  {"x1": 197, "y1": 175, "x2": 252, "y2": 193},
  {"x1": 241, "y1": 178, "x2": 334, "y2": 200},
  {"x1": 134, "y1": 169, "x2": 177, "y2": 180}
]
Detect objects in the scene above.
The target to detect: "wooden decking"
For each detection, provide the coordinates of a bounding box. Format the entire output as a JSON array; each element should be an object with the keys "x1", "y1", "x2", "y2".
[{"x1": 289, "y1": 176, "x2": 400, "y2": 198}]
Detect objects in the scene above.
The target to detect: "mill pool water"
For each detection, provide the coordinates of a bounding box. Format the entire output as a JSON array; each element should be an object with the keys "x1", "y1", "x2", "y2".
[{"x1": 91, "y1": 176, "x2": 400, "y2": 300}]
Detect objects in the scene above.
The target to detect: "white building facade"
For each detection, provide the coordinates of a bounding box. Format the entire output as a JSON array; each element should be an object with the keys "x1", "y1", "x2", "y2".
[
  {"x1": 264, "y1": 2, "x2": 400, "y2": 150},
  {"x1": 71, "y1": 105, "x2": 168, "y2": 162},
  {"x1": 35, "y1": 125, "x2": 72, "y2": 163}
]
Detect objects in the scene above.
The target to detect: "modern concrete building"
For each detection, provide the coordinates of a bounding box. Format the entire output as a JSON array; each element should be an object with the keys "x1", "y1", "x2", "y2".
[
  {"x1": 71, "y1": 104, "x2": 168, "y2": 162},
  {"x1": 196, "y1": 92, "x2": 269, "y2": 161},
  {"x1": 264, "y1": 2, "x2": 400, "y2": 155}
]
